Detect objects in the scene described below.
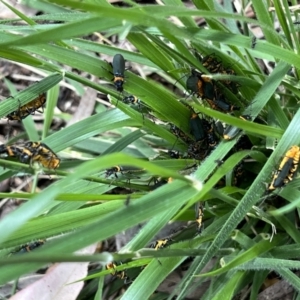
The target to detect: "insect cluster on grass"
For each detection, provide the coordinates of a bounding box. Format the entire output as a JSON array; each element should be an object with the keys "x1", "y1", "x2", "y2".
[{"x1": 102, "y1": 52, "x2": 300, "y2": 256}]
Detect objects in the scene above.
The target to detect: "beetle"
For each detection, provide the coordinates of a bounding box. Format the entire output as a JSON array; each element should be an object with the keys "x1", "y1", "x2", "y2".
[
  {"x1": 186, "y1": 70, "x2": 215, "y2": 100},
  {"x1": 168, "y1": 150, "x2": 181, "y2": 159},
  {"x1": 112, "y1": 54, "x2": 125, "y2": 92},
  {"x1": 251, "y1": 36, "x2": 257, "y2": 49},
  {"x1": 170, "y1": 124, "x2": 192, "y2": 143},
  {"x1": 150, "y1": 177, "x2": 173, "y2": 190},
  {"x1": 206, "y1": 95, "x2": 240, "y2": 113},
  {"x1": 14, "y1": 239, "x2": 45, "y2": 254},
  {"x1": 201, "y1": 54, "x2": 223, "y2": 73},
  {"x1": 121, "y1": 95, "x2": 150, "y2": 120},
  {"x1": 105, "y1": 166, "x2": 124, "y2": 178},
  {"x1": 24, "y1": 142, "x2": 60, "y2": 169},
  {"x1": 105, "y1": 165, "x2": 144, "y2": 179},
  {"x1": 232, "y1": 161, "x2": 245, "y2": 186},
  {"x1": 187, "y1": 141, "x2": 210, "y2": 161},
  {"x1": 150, "y1": 238, "x2": 171, "y2": 250},
  {"x1": 106, "y1": 262, "x2": 127, "y2": 280},
  {"x1": 122, "y1": 95, "x2": 141, "y2": 106},
  {"x1": 6, "y1": 93, "x2": 47, "y2": 121},
  {"x1": 202, "y1": 119, "x2": 219, "y2": 149},
  {"x1": 0, "y1": 144, "x2": 24, "y2": 159},
  {"x1": 102, "y1": 54, "x2": 127, "y2": 92},
  {"x1": 268, "y1": 146, "x2": 300, "y2": 191},
  {"x1": 190, "y1": 113, "x2": 206, "y2": 142},
  {"x1": 223, "y1": 115, "x2": 251, "y2": 140},
  {"x1": 195, "y1": 202, "x2": 204, "y2": 234}
]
